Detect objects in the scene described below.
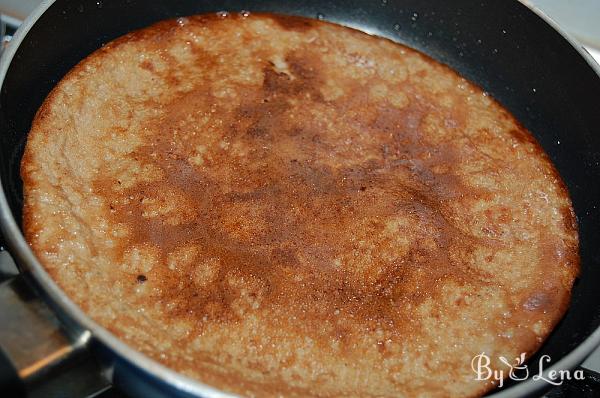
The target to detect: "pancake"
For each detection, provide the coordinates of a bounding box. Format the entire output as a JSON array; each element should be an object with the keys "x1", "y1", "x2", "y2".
[{"x1": 21, "y1": 13, "x2": 579, "y2": 398}]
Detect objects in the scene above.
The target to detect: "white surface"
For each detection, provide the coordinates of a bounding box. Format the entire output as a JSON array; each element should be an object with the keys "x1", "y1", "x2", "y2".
[
  {"x1": 526, "y1": 0, "x2": 600, "y2": 48},
  {"x1": 0, "y1": 0, "x2": 39, "y2": 21}
]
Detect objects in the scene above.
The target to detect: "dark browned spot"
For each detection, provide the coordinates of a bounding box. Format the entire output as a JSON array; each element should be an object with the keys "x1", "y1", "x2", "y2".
[
  {"x1": 560, "y1": 204, "x2": 578, "y2": 233},
  {"x1": 140, "y1": 60, "x2": 155, "y2": 72},
  {"x1": 267, "y1": 14, "x2": 316, "y2": 31},
  {"x1": 509, "y1": 127, "x2": 538, "y2": 145}
]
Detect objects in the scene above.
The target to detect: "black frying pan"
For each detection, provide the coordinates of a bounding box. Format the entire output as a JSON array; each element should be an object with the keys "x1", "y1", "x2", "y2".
[{"x1": 0, "y1": 1, "x2": 599, "y2": 397}]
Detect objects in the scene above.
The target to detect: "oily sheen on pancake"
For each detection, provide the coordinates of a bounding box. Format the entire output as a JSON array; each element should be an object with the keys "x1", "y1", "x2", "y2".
[{"x1": 22, "y1": 13, "x2": 579, "y2": 398}]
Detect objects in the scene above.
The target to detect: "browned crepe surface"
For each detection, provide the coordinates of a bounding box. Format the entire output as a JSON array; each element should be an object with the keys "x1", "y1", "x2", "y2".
[{"x1": 22, "y1": 13, "x2": 579, "y2": 398}]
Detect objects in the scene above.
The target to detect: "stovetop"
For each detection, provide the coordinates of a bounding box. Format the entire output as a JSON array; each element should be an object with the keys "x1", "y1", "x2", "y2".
[{"x1": 0, "y1": 1, "x2": 599, "y2": 397}]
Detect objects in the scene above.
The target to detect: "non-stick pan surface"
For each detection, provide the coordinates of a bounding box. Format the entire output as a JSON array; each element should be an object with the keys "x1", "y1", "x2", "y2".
[{"x1": 1, "y1": 0, "x2": 599, "y2": 397}]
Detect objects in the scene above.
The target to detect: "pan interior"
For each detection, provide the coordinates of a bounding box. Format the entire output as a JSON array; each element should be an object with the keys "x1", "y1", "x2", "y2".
[{"x1": 1, "y1": 0, "x2": 599, "y2": 394}]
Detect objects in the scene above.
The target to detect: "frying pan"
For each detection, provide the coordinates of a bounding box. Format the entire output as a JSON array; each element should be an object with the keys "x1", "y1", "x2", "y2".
[{"x1": 0, "y1": 0, "x2": 599, "y2": 397}]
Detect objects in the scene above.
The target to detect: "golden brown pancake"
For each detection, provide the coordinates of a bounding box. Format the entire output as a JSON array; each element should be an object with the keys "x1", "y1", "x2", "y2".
[{"x1": 21, "y1": 13, "x2": 579, "y2": 398}]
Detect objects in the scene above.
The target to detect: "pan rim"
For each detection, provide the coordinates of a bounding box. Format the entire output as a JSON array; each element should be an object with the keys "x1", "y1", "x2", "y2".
[{"x1": 0, "y1": 1, "x2": 598, "y2": 397}]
